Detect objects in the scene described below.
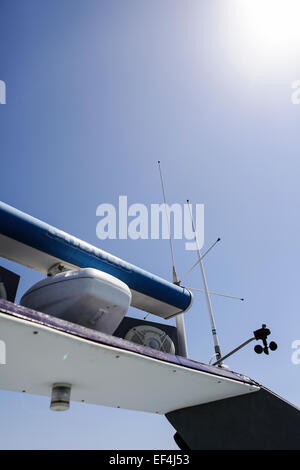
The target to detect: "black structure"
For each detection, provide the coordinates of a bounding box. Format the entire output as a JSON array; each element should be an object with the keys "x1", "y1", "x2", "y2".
[
  {"x1": 166, "y1": 386, "x2": 300, "y2": 450},
  {"x1": 0, "y1": 266, "x2": 20, "y2": 302}
]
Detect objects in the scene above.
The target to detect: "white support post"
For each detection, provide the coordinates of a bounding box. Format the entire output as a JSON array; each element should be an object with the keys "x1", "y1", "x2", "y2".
[{"x1": 187, "y1": 200, "x2": 222, "y2": 364}]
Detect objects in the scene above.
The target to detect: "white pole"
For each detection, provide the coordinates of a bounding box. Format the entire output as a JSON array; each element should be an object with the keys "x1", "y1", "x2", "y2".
[
  {"x1": 187, "y1": 200, "x2": 222, "y2": 363},
  {"x1": 157, "y1": 161, "x2": 188, "y2": 357},
  {"x1": 158, "y1": 161, "x2": 178, "y2": 283},
  {"x1": 176, "y1": 314, "x2": 188, "y2": 358}
]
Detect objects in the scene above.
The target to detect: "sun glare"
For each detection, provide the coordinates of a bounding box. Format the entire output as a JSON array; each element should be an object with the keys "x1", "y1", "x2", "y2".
[{"x1": 223, "y1": 0, "x2": 300, "y2": 74}]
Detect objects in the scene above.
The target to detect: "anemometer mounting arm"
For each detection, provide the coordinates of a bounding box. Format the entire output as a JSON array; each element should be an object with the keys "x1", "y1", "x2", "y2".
[{"x1": 213, "y1": 324, "x2": 278, "y2": 366}]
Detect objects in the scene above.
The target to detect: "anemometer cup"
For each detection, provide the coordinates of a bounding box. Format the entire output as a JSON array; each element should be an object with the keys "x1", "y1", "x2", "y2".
[
  {"x1": 269, "y1": 341, "x2": 278, "y2": 351},
  {"x1": 254, "y1": 344, "x2": 263, "y2": 354}
]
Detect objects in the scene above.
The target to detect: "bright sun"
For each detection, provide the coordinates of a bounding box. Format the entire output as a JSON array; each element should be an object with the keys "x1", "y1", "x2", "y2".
[{"x1": 223, "y1": 0, "x2": 300, "y2": 74}]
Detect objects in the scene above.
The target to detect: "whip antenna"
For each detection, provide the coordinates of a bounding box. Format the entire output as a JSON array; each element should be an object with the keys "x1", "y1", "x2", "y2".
[
  {"x1": 158, "y1": 161, "x2": 179, "y2": 284},
  {"x1": 157, "y1": 161, "x2": 188, "y2": 357},
  {"x1": 183, "y1": 287, "x2": 244, "y2": 302},
  {"x1": 186, "y1": 199, "x2": 222, "y2": 364},
  {"x1": 179, "y1": 237, "x2": 221, "y2": 284}
]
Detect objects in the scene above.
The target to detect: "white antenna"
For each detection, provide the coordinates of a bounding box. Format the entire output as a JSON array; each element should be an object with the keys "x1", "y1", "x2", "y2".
[
  {"x1": 158, "y1": 161, "x2": 178, "y2": 284},
  {"x1": 179, "y1": 238, "x2": 221, "y2": 284},
  {"x1": 186, "y1": 199, "x2": 222, "y2": 364},
  {"x1": 157, "y1": 161, "x2": 188, "y2": 358},
  {"x1": 184, "y1": 287, "x2": 244, "y2": 302}
]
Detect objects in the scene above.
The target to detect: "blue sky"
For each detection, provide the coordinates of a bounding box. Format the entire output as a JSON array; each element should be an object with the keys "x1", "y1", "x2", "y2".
[{"x1": 0, "y1": 0, "x2": 300, "y2": 449}]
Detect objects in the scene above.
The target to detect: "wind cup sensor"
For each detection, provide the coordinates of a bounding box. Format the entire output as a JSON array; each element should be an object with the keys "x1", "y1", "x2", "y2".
[{"x1": 213, "y1": 324, "x2": 278, "y2": 366}]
